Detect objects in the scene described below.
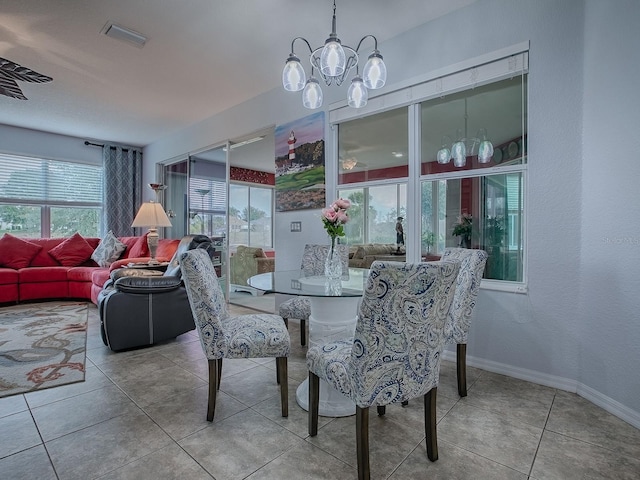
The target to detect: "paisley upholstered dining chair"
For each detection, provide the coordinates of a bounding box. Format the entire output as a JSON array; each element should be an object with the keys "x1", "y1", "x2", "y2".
[
  {"x1": 440, "y1": 247, "x2": 488, "y2": 396},
  {"x1": 278, "y1": 243, "x2": 349, "y2": 346},
  {"x1": 306, "y1": 260, "x2": 460, "y2": 480},
  {"x1": 180, "y1": 249, "x2": 290, "y2": 421}
]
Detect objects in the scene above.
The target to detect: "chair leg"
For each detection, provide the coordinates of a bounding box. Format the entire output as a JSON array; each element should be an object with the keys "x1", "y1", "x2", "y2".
[
  {"x1": 356, "y1": 406, "x2": 370, "y2": 480},
  {"x1": 377, "y1": 405, "x2": 386, "y2": 416},
  {"x1": 217, "y1": 358, "x2": 223, "y2": 390},
  {"x1": 276, "y1": 357, "x2": 288, "y2": 417},
  {"x1": 207, "y1": 359, "x2": 219, "y2": 422},
  {"x1": 309, "y1": 371, "x2": 319, "y2": 436},
  {"x1": 424, "y1": 387, "x2": 438, "y2": 461},
  {"x1": 457, "y1": 343, "x2": 467, "y2": 397},
  {"x1": 300, "y1": 318, "x2": 306, "y2": 346}
]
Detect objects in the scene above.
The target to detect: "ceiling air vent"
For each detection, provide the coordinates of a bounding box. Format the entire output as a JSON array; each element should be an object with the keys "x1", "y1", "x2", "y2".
[{"x1": 102, "y1": 22, "x2": 147, "y2": 48}]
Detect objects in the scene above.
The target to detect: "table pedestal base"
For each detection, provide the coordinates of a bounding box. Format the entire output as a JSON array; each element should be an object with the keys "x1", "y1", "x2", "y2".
[{"x1": 295, "y1": 296, "x2": 359, "y2": 417}]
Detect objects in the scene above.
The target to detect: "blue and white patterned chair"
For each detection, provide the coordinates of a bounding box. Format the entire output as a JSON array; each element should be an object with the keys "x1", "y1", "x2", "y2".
[
  {"x1": 441, "y1": 247, "x2": 488, "y2": 397},
  {"x1": 180, "y1": 249, "x2": 290, "y2": 421},
  {"x1": 278, "y1": 243, "x2": 349, "y2": 346},
  {"x1": 307, "y1": 260, "x2": 460, "y2": 479}
]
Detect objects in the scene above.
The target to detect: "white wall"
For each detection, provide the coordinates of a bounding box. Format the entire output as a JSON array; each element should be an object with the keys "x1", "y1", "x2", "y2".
[
  {"x1": 0, "y1": 123, "x2": 102, "y2": 165},
  {"x1": 579, "y1": 0, "x2": 640, "y2": 418},
  {"x1": 143, "y1": 0, "x2": 640, "y2": 425}
]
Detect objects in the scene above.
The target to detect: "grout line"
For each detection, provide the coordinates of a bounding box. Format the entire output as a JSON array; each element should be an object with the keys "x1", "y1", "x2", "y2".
[{"x1": 527, "y1": 390, "x2": 556, "y2": 478}]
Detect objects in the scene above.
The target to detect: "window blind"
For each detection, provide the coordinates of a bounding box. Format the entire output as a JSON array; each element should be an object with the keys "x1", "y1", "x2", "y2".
[{"x1": 0, "y1": 153, "x2": 102, "y2": 204}]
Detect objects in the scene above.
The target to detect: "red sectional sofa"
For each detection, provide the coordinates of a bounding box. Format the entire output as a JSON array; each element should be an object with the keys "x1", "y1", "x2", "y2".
[{"x1": 0, "y1": 233, "x2": 181, "y2": 305}]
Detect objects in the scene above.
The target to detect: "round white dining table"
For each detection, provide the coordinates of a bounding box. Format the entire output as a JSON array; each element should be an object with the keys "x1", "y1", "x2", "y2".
[{"x1": 247, "y1": 268, "x2": 369, "y2": 417}]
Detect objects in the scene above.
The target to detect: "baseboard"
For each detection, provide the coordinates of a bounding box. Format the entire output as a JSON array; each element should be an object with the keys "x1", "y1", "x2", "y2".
[{"x1": 442, "y1": 350, "x2": 640, "y2": 429}]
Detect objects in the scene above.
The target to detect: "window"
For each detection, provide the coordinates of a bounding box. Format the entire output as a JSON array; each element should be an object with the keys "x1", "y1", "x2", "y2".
[
  {"x1": 0, "y1": 153, "x2": 102, "y2": 238},
  {"x1": 420, "y1": 76, "x2": 527, "y2": 282},
  {"x1": 332, "y1": 48, "x2": 528, "y2": 285},
  {"x1": 189, "y1": 176, "x2": 227, "y2": 237},
  {"x1": 229, "y1": 183, "x2": 273, "y2": 248}
]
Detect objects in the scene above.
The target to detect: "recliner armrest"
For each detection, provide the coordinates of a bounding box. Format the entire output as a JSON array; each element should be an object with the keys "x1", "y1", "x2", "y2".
[{"x1": 114, "y1": 275, "x2": 183, "y2": 294}]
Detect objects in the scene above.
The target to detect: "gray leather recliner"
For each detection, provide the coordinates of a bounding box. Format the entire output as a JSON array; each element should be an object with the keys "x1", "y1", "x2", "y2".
[{"x1": 98, "y1": 234, "x2": 216, "y2": 351}]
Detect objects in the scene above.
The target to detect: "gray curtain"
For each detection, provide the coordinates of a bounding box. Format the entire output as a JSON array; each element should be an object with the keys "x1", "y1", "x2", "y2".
[{"x1": 103, "y1": 144, "x2": 143, "y2": 236}]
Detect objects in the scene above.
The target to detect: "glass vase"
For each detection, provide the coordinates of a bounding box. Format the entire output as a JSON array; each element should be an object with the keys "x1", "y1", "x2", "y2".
[{"x1": 324, "y1": 238, "x2": 342, "y2": 280}]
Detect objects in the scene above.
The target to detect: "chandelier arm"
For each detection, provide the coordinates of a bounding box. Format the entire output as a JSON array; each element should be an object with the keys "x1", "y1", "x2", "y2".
[
  {"x1": 290, "y1": 37, "x2": 314, "y2": 55},
  {"x1": 354, "y1": 34, "x2": 379, "y2": 53}
]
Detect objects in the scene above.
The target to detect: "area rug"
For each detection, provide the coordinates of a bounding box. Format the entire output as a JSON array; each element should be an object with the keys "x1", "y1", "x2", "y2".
[{"x1": 0, "y1": 302, "x2": 88, "y2": 398}]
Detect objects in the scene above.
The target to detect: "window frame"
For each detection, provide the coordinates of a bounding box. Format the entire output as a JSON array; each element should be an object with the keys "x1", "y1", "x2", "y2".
[{"x1": 331, "y1": 45, "x2": 529, "y2": 292}]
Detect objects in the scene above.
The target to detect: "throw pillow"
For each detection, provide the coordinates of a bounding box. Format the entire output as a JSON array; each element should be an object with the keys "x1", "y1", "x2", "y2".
[
  {"x1": 0, "y1": 233, "x2": 43, "y2": 269},
  {"x1": 91, "y1": 230, "x2": 127, "y2": 267},
  {"x1": 128, "y1": 232, "x2": 150, "y2": 258},
  {"x1": 48, "y1": 232, "x2": 95, "y2": 267}
]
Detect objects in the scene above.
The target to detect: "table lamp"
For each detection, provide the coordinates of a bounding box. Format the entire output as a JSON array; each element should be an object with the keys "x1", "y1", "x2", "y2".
[{"x1": 131, "y1": 201, "x2": 172, "y2": 263}]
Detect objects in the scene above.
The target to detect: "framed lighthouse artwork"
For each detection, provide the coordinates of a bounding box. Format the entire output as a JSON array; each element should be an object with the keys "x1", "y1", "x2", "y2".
[{"x1": 274, "y1": 111, "x2": 326, "y2": 212}]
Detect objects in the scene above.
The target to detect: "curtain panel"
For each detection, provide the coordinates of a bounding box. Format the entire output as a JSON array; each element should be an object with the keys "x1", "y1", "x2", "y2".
[{"x1": 103, "y1": 144, "x2": 142, "y2": 236}]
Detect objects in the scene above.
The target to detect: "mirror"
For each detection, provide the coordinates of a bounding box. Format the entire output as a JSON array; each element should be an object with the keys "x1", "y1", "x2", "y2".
[{"x1": 227, "y1": 127, "x2": 276, "y2": 312}]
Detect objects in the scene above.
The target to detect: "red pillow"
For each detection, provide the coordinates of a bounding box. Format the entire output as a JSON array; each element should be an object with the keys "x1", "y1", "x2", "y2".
[
  {"x1": 129, "y1": 233, "x2": 150, "y2": 258},
  {"x1": 48, "y1": 233, "x2": 94, "y2": 267},
  {"x1": 0, "y1": 233, "x2": 43, "y2": 269}
]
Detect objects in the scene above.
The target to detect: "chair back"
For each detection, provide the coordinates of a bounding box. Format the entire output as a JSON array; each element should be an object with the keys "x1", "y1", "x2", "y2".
[
  {"x1": 348, "y1": 260, "x2": 460, "y2": 407},
  {"x1": 441, "y1": 248, "x2": 488, "y2": 344},
  {"x1": 180, "y1": 248, "x2": 230, "y2": 358},
  {"x1": 300, "y1": 244, "x2": 349, "y2": 276}
]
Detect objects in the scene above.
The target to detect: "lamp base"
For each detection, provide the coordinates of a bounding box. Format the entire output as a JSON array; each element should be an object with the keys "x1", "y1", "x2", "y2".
[{"x1": 147, "y1": 228, "x2": 159, "y2": 263}]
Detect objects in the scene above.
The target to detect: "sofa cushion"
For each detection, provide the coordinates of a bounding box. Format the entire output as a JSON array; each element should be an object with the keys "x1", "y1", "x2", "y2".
[
  {"x1": 92, "y1": 268, "x2": 112, "y2": 289},
  {"x1": 0, "y1": 233, "x2": 43, "y2": 269},
  {"x1": 68, "y1": 266, "x2": 102, "y2": 283},
  {"x1": 0, "y1": 268, "x2": 19, "y2": 285},
  {"x1": 128, "y1": 233, "x2": 150, "y2": 258},
  {"x1": 49, "y1": 233, "x2": 95, "y2": 267},
  {"x1": 19, "y1": 266, "x2": 69, "y2": 283},
  {"x1": 91, "y1": 230, "x2": 127, "y2": 267}
]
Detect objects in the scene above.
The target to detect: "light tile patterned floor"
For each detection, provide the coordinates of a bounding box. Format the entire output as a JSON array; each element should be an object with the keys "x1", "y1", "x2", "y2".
[{"x1": 1, "y1": 303, "x2": 639, "y2": 479}]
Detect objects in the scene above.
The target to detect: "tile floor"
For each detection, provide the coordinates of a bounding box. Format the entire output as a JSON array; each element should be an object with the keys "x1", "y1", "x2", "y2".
[{"x1": 1, "y1": 303, "x2": 639, "y2": 479}]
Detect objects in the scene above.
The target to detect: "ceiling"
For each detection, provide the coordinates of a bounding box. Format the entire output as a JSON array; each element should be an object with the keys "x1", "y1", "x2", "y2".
[{"x1": 0, "y1": 0, "x2": 475, "y2": 148}]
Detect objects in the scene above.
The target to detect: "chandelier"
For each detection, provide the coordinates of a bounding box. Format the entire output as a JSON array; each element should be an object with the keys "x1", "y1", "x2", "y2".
[
  {"x1": 341, "y1": 157, "x2": 358, "y2": 170},
  {"x1": 282, "y1": 0, "x2": 387, "y2": 110}
]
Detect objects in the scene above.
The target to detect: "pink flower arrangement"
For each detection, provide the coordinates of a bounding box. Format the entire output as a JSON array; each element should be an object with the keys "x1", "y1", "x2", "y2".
[{"x1": 322, "y1": 198, "x2": 351, "y2": 244}]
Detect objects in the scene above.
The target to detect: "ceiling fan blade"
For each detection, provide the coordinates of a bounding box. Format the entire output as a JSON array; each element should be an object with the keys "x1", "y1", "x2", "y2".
[
  {"x1": 0, "y1": 75, "x2": 27, "y2": 100},
  {"x1": 0, "y1": 57, "x2": 52, "y2": 84}
]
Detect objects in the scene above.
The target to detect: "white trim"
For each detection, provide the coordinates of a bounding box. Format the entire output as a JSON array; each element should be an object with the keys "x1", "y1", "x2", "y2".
[
  {"x1": 441, "y1": 350, "x2": 640, "y2": 429},
  {"x1": 480, "y1": 279, "x2": 528, "y2": 294}
]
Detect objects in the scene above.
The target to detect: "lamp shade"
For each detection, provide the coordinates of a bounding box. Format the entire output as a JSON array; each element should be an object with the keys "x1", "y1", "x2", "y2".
[{"x1": 131, "y1": 202, "x2": 172, "y2": 228}]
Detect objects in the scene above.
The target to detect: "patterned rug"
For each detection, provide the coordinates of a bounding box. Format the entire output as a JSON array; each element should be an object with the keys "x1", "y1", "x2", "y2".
[{"x1": 0, "y1": 302, "x2": 88, "y2": 398}]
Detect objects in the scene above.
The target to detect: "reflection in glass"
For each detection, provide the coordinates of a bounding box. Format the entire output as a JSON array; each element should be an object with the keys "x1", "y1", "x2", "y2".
[
  {"x1": 338, "y1": 107, "x2": 408, "y2": 184},
  {"x1": 421, "y1": 76, "x2": 526, "y2": 175},
  {"x1": 337, "y1": 184, "x2": 406, "y2": 246},
  {"x1": 420, "y1": 173, "x2": 523, "y2": 281}
]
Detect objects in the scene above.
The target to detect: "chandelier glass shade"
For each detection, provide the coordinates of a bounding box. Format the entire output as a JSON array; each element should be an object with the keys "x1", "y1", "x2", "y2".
[{"x1": 282, "y1": 0, "x2": 387, "y2": 109}]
